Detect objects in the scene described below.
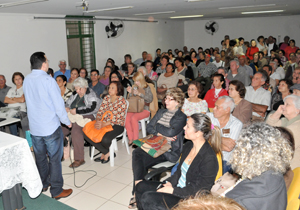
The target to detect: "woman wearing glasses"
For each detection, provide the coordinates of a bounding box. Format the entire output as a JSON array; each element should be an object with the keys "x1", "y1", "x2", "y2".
[{"x1": 129, "y1": 87, "x2": 187, "y2": 208}]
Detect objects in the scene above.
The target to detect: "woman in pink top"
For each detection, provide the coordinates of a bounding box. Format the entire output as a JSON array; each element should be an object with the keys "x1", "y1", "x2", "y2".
[
  {"x1": 285, "y1": 39, "x2": 299, "y2": 61},
  {"x1": 246, "y1": 39, "x2": 259, "y2": 60}
]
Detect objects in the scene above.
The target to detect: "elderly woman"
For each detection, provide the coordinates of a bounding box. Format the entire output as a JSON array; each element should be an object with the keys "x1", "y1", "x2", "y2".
[
  {"x1": 56, "y1": 75, "x2": 72, "y2": 102},
  {"x1": 246, "y1": 39, "x2": 259, "y2": 60},
  {"x1": 134, "y1": 113, "x2": 221, "y2": 210},
  {"x1": 63, "y1": 77, "x2": 102, "y2": 168},
  {"x1": 126, "y1": 72, "x2": 153, "y2": 144},
  {"x1": 129, "y1": 87, "x2": 187, "y2": 209},
  {"x1": 266, "y1": 95, "x2": 300, "y2": 170},
  {"x1": 4, "y1": 72, "x2": 26, "y2": 136},
  {"x1": 225, "y1": 123, "x2": 293, "y2": 210},
  {"x1": 66, "y1": 68, "x2": 79, "y2": 91},
  {"x1": 84, "y1": 81, "x2": 127, "y2": 163},
  {"x1": 157, "y1": 63, "x2": 178, "y2": 98},
  {"x1": 182, "y1": 81, "x2": 208, "y2": 116},
  {"x1": 145, "y1": 61, "x2": 158, "y2": 81},
  {"x1": 271, "y1": 79, "x2": 293, "y2": 111},
  {"x1": 99, "y1": 66, "x2": 112, "y2": 86},
  {"x1": 228, "y1": 80, "x2": 252, "y2": 125}
]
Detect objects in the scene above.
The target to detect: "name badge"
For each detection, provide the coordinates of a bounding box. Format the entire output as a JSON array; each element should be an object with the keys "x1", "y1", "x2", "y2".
[{"x1": 222, "y1": 128, "x2": 230, "y2": 137}]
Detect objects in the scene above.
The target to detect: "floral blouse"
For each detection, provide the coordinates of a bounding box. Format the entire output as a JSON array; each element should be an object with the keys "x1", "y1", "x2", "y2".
[
  {"x1": 96, "y1": 95, "x2": 127, "y2": 126},
  {"x1": 182, "y1": 98, "x2": 208, "y2": 117}
]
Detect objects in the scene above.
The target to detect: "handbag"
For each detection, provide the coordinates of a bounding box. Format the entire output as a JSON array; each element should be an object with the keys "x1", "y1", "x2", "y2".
[
  {"x1": 82, "y1": 111, "x2": 113, "y2": 143},
  {"x1": 157, "y1": 84, "x2": 167, "y2": 100},
  {"x1": 127, "y1": 85, "x2": 145, "y2": 113},
  {"x1": 210, "y1": 172, "x2": 239, "y2": 196},
  {"x1": 133, "y1": 134, "x2": 171, "y2": 158}
]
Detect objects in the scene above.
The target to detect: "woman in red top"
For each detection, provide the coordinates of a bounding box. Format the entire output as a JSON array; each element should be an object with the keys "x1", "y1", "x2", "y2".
[
  {"x1": 204, "y1": 74, "x2": 228, "y2": 108},
  {"x1": 285, "y1": 39, "x2": 299, "y2": 61},
  {"x1": 246, "y1": 39, "x2": 259, "y2": 60}
]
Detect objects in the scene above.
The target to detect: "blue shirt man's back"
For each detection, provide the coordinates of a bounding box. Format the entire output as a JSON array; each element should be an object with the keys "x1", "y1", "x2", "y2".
[{"x1": 23, "y1": 70, "x2": 70, "y2": 136}]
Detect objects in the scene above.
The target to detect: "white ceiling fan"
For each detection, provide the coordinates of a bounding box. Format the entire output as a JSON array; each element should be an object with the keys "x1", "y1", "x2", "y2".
[
  {"x1": 75, "y1": 0, "x2": 89, "y2": 12},
  {"x1": 0, "y1": 0, "x2": 48, "y2": 8}
]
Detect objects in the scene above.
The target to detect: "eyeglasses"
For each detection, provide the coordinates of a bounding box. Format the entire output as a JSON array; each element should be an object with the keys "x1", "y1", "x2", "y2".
[{"x1": 164, "y1": 98, "x2": 175, "y2": 101}]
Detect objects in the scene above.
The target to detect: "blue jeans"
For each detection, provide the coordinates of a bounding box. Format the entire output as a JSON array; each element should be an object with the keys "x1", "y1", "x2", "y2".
[
  {"x1": 222, "y1": 160, "x2": 233, "y2": 174},
  {"x1": 31, "y1": 126, "x2": 64, "y2": 197}
]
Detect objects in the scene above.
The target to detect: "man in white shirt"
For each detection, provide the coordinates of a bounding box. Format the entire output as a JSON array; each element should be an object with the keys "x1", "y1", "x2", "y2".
[
  {"x1": 206, "y1": 96, "x2": 243, "y2": 174},
  {"x1": 212, "y1": 54, "x2": 224, "y2": 68},
  {"x1": 244, "y1": 72, "x2": 271, "y2": 121}
]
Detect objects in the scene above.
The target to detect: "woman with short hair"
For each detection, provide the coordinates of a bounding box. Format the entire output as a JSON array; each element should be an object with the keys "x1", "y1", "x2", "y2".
[
  {"x1": 271, "y1": 79, "x2": 293, "y2": 111},
  {"x1": 135, "y1": 113, "x2": 220, "y2": 210},
  {"x1": 63, "y1": 77, "x2": 102, "y2": 168},
  {"x1": 56, "y1": 75, "x2": 72, "y2": 102},
  {"x1": 226, "y1": 123, "x2": 293, "y2": 210},
  {"x1": 228, "y1": 80, "x2": 252, "y2": 126},
  {"x1": 129, "y1": 87, "x2": 187, "y2": 209},
  {"x1": 266, "y1": 95, "x2": 300, "y2": 169}
]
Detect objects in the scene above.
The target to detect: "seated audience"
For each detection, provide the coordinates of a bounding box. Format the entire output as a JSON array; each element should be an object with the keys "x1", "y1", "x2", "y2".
[
  {"x1": 271, "y1": 79, "x2": 293, "y2": 111},
  {"x1": 291, "y1": 83, "x2": 300, "y2": 96},
  {"x1": 226, "y1": 123, "x2": 293, "y2": 210},
  {"x1": 156, "y1": 55, "x2": 169, "y2": 75},
  {"x1": 211, "y1": 67, "x2": 230, "y2": 91},
  {"x1": 190, "y1": 51, "x2": 197, "y2": 64},
  {"x1": 56, "y1": 75, "x2": 72, "y2": 102},
  {"x1": 126, "y1": 72, "x2": 153, "y2": 144},
  {"x1": 4, "y1": 72, "x2": 26, "y2": 136},
  {"x1": 271, "y1": 58, "x2": 285, "y2": 79},
  {"x1": 173, "y1": 192, "x2": 246, "y2": 210},
  {"x1": 227, "y1": 60, "x2": 251, "y2": 86},
  {"x1": 47, "y1": 68, "x2": 54, "y2": 77},
  {"x1": 106, "y1": 59, "x2": 118, "y2": 71},
  {"x1": 183, "y1": 55, "x2": 197, "y2": 80},
  {"x1": 135, "y1": 113, "x2": 220, "y2": 210},
  {"x1": 54, "y1": 60, "x2": 71, "y2": 80},
  {"x1": 126, "y1": 62, "x2": 136, "y2": 79},
  {"x1": 228, "y1": 80, "x2": 252, "y2": 126},
  {"x1": 145, "y1": 60, "x2": 158, "y2": 81},
  {"x1": 134, "y1": 51, "x2": 147, "y2": 66},
  {"x1": 117, "y1": 70, "x2": 131, "y2": 88},
  {"x1": 63, "y1": 77, "x2": 102, "y2": 168},
  {"x1": 129, "y1": 87, "x2": 186, "y2": 208},
  {"x1": 79, "y1": 67, "x2": 91, "y2": 84},
  {"x1": 267, "y1": 36, "x2": 279, "y2": 55},
  {"x1": 278, "y1": 50, "x2": 287, "y2": 66},
  {"x1": 88, "y1": 69, "x2": 105, "y2": 99},
  {"x1": 238, "y1": 55, "x2": 253, "y2": 78},
  {"x1": 182, "y1": 81, "x2": 208, "y2": 116},
  {"x1": 84, "y1": 81, "x2": 127, "y2": 163},
  {"x1": 285, "y1": 39, "x2": 299, "y2": 61},
  {"x1": 262, "y1": 65, "x2": 276, "y2": 94},
  {"x1": 174, "y1": 58, "x2": 191, "y2": 92},
  {"x1": 244, "y1": 71, "x2": 271, "y2": 121},
  {"x1": 279, "y1": 36, "x2": 290, "y2": 50},
  {"x1": 195, "y1": 52, "x2": 205, "y2": 66},
  {"x1": 140, "y1": 54, "x2": 154, "y2": 66},
  {"x1": 246, "y1": 39, "x2": 259, "y2": 60},
  {"x1": 66, "y1": 68, "x2": 79, "y2": 91},
  {"x1": 284, "y1": 53, "x2": 298, "y2": 80},
  {"x1": 206, "y1": 96, "x2": 243, "y2": 174},
  {"x1": 196, "y1": 54, "x2": 218, "y2": 93},
  {"x1": 257, "y1": 35, "x2": 266, "y2": 51},
  {"x1": 0, "y1": 74, "x2": 11, "y2": 106},
  {"x1": 157, "y1": 63, "x2": 178, "y2": 98},
  {"x1": 258, "y1": 51, "x2": 268, "y2": 68},
  {"x1": 121, "y1": 54, "x2": 136, "y2": 72},
  {"x1": 212, "y1": 54, "x2": 225, "y2": 68},
  {"x1": 204, "y1": 74, "x2": 228, "y2": 109},
  {"x1": 266, "y1": 95, "x2": 300, "y2": 170},
  {"x1": 99, "y1": 66, "x2": 112, "y2": 86}
]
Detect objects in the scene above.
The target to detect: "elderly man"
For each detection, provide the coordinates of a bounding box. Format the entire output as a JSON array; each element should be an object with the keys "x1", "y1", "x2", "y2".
[
  {"x1": 227, "y1": 60, "x2": 251, "y2": 86},
  {"x1": 212, "y1": 54, "x2": 225, "y2": 68},
  {"x1": 0, "y1": 75, "x2": 11, "y2": 106},
  {"x1": 196, "y1": 54, "x2": 217, "y2": 93},
  {"x1": 207, "y1": 96, "x2": 243, "y2": 174},
  {"x1": 23, "y1": 52, "x2": 72, "y2": 199},
  {"x1": 238, "y1": 55, "x2": 253, "y2": 78},
  {"x1": 244, "y1": 71, "x2": 271, "y2": 121},
  {"x1": 54, "y1": 60, "x2": 71, "y2": 80},
  {"x1": 134, "y1": 51, "x2": 147, "y2": 66}
]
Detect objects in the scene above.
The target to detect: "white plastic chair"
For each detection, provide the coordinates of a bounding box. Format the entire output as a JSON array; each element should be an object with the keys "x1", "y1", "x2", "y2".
[
  {"x1": 90, "y1": 100, "x2": 130, "y2": 167},
  {"x1": 139, "y1": 116, "x2": 150, "y2": 138}
]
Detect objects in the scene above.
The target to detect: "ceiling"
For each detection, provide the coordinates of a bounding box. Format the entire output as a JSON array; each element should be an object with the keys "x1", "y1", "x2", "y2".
[{"x1": 0, "y1": 0, "x2": 299, "y2": 21}]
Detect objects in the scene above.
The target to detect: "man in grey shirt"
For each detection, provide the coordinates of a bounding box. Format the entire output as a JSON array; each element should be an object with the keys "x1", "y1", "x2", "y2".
[
  {"x1": 196, "y1": 54, "x2": 217, "y2": 93},
  {"x1": 227, "y1": 60, "x2": 251, "y2": 86},
  {"x1": 238, "y1": 55, "x2": 253, "y2": 78}
]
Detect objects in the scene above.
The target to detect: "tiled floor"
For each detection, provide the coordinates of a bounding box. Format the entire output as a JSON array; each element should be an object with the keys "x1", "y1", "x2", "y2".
[{"x1": 42, "y1": 140, "x2": 136, "y2": 210}]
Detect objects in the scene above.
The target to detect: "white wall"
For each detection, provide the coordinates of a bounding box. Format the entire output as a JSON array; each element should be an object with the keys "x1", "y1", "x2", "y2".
[
  {"x1": 0, "y1": 13, "x2": 68, "y2": 87},
  {"x1": 184, "y1": 15, "x2": 300, "y2": 50},
  {"x1": 0, "y1": 13, "x2": 184, "y2": 86},
  {"x1": 94, "y1": 20, "x2": 184, "y2": 73}
]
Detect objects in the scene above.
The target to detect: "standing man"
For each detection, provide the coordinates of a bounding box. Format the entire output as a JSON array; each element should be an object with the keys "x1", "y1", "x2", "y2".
[
  {"x1": 54, "y1": 60, "x2": 71, "y2": 80},
  {"x1": 0, "y1": 74, "x2": 11, "y2": 106},
  {"x1": 23, "y1": 52, "x2": 73, "y2": 199}
]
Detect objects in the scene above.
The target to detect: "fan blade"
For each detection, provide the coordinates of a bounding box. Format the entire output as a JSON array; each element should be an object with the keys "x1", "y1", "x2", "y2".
[
  {"x1": 105, "y1": 25, "x2": 111, "y2": 32},
  {"x1": 116, "y1": 24, "x2": 123, "y2": 28},
  {"x1": 111, "y1": 31, "x2": 117, "y2": 37},
  {"x1": 110, "y1": 22, "x2": 116, "y2": 31}
]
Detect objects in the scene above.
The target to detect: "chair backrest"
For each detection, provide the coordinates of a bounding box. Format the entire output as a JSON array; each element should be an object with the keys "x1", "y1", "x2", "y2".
[
  {"x1": 148, "y1": 83, "x2": 158, "y2": 118},
  {"x1": 123, "y1": 87, "x2": 128, "y2": 99},
  {"x1": 287, "y1": 167, "x2": 300, "y2": 204},
  {"x1": 123, "y1": 100, "x2": 130, "y2": 126}
]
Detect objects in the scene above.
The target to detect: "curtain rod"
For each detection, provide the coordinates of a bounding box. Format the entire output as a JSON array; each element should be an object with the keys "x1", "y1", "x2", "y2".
[{"x1": 33, "y1": 16, "x2": 158, "y2": 23}]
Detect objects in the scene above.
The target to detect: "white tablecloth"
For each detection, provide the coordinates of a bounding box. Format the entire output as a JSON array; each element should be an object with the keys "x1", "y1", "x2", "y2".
[{"x1": 0, "y1": 132, "x2": 42, "y2": 198}]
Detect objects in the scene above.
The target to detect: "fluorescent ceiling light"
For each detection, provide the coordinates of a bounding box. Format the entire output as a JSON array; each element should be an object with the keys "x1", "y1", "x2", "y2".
[
  {"x1": 0, "y1": 0, "x2": 48, "y2": 8},
  {"x1": 186, "y1": 0, "x2": 212, "y2": 2},
  {"x1": 219, "y1": 4, "x2": 275, "y2": 9},
  {"x1": 242, "y1": 10, "x2": 284, "y2": 14},
  {"x1": 84, "y1": 6, "x2": 133, "y2": 13},
  {"x1": 135, "y1": 11, "x2": 175, "y2": 16},
  {"x1": 170, "y1": 15, "x2": 203, "y2": 19}
]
